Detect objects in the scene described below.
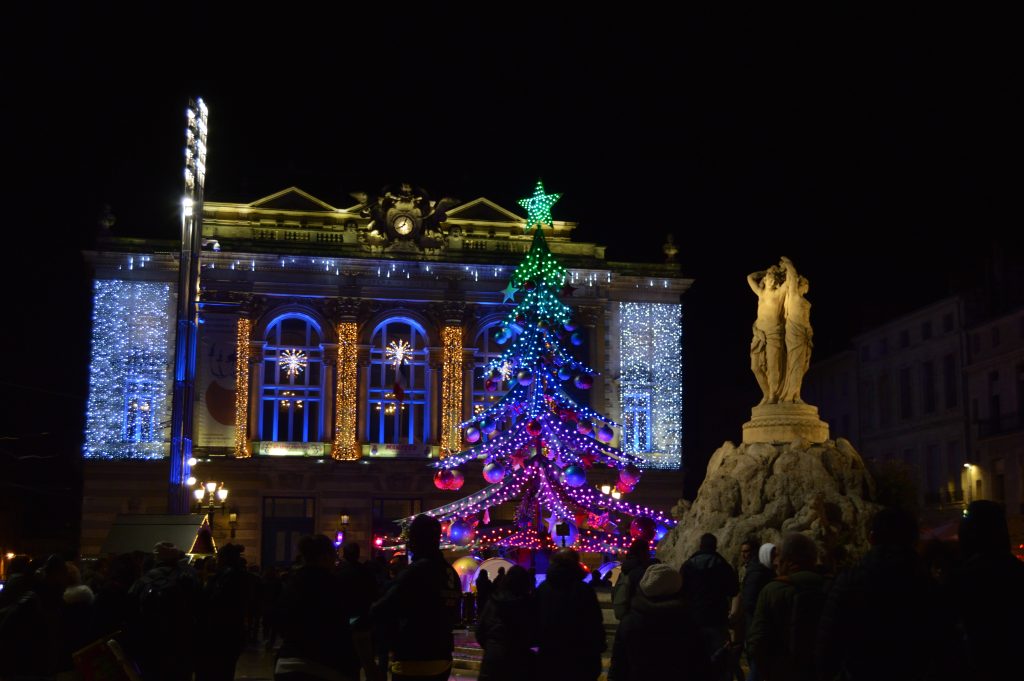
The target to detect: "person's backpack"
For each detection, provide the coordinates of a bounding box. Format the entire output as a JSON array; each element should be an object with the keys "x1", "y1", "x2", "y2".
[{"x1": 786, "y1": 578, "x2": 827, "y2": 676}]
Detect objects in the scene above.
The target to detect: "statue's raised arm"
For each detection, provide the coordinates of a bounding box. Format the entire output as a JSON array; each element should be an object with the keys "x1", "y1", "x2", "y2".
[{"x1": 749, "y1": 265, "x2": 786, "y2": 404}]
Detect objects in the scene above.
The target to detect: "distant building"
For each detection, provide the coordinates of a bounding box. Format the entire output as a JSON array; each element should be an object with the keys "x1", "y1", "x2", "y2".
[
  {"x1": 806, "y1": 296, "x2": 1024, "y2": 543},
  {"x1": 80, "y1": 186, "x2": 691, "y2": 564}
]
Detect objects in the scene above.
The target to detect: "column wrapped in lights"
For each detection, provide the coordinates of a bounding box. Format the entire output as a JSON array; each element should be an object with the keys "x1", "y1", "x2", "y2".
[
  {"x1": 440, "y1": 325, "x2": 464, "y2": 455},
  {"x1": 619, "y1": 302, "x2": 682, "y2": 469},
  {"x1": 234, "y1": 318, "x2": 252, "y2": 458},
  {"x1": 331, "y1": 322, "x2": 360, "y2": 460},
  {"x1": 84, "y1": 279, "x2": 173, "y2": 459}
]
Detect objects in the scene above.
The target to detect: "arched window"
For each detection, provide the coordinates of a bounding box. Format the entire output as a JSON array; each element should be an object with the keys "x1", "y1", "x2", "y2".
[
  {"x1": 472, "y1": 322, "x2": 510, "y2": 417},
  {"x1": 259, "y1": 314, "x2": 324, "y2": 443},
  {"x1": 368, "y1": 318, "x2": 431, "y2": 444}
]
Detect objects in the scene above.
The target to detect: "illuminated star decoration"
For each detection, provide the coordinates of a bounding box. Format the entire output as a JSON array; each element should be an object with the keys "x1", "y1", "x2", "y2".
[
  {"x1": 279, "y1": 349, "x2": 308, "y2": 377},
  {"x1": 517, "y1": 179, "x2": 561, "y2": 232},
  {"x1": 501, "y1": 282, "x2": 519, "y2": 303},
  {"x1": 385, "y1": 339, "x2": 413, "y2": 367},
  {"x1": 498, "y1": 361, "x2": 513, "y2": 381}
]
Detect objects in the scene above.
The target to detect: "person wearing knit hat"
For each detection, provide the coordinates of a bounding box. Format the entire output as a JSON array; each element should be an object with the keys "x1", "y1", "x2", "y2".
[
  {"x1": 610, "y1": 561, "x2": 712, "y2": 681},
  {"x1": 638, "y1": 562, "x2": 682, "y2": 598}
]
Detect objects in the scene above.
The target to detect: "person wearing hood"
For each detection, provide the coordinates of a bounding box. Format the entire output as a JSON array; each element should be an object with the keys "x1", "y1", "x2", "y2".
[
  {"x1": 612, "y1": 538, "x2": 658, "y2": 620},
  {"x1": 535, "y1": 548, "x2": 606, "y2": 681},
  {"x1": 609, "y1": 563, "x2": 711, "y2": 681},
  {"x1": 475, "y1": 565, "x2": 537, "y2": 681}
]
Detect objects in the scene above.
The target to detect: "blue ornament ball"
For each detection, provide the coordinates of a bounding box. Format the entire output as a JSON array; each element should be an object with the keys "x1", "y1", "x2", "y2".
[
  {"x1": 563, "y1": 465, "x2": 587, "y2": 488},
  {"x1": 570, "y1": 331, "x2": 584, "y2": 346},
  {"x1": 480, "y1": 418, "x2": 497, "y2": 434},
  {"x1": 483, "y1": 462, "x2": 506, "y2": 484},
  {"x1": 564, "y1": 321, "x2": 577, "y2": 332},
  {"x1": 597, "y1": 425, "x2": 614, "y2": 443},
  {"x1": 574, "y1": 374, "x2": 594, "y2": 390},
  {"x1": 517, "y1": 370, "x2": 534, "y2": 386},
  {"x1": 465, "y1": 427, "x2": 481, "y2": 443},
  {"x1": 449, "y1": 520, "x2": 474, "y2": 546},
  {"x1": 558, "y1": 366, "x2": 573, "y2": 381}
]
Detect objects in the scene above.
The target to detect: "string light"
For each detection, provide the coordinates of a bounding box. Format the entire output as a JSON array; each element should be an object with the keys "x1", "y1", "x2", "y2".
[
  {"x1": 440, "y1": 326, "x2": 463, "y2": 455},
  {"x1": 331, "y1": 322, "x2": 360, "y2": 460},
  {"x1": 619, "y1": 303, "x2": 682, "y2": 469},
  {"x1": 234, "y1": 318, "x2": 252, "y2": 458},
  {"x1": 84, "y1": 280, "x2": 173, "y2": 459}
]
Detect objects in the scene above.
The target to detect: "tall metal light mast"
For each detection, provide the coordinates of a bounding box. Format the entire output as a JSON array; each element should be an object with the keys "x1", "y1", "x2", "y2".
[{"x1": 169, "y1": 97, "x2": 208, "y2": 513}]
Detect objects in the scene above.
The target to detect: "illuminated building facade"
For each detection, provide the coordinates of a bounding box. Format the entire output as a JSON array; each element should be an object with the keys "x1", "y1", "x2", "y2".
[{"x1": 81, "y1": 186, "x2": 691, "y2": 564}]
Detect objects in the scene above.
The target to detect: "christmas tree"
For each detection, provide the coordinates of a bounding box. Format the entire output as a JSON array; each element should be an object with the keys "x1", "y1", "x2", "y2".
[{"x1": 421, "y1": 181, "x2": 675, "y2": 553}]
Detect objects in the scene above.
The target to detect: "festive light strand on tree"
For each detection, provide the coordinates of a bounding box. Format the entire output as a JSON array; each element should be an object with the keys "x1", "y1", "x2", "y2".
[{"x1": 414, "y1": 181, "x2": 674, "y2": 553}]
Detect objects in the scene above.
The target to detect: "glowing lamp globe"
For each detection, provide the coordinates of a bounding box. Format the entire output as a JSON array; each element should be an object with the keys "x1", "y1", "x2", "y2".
[
  {"x1": 483, "y1": 462, "x2": 506, "y2": 484},
  {"x1": 570, "y1": 331, "x2": 584, "y2": 346},
  {"x1": 434, "y1": 470, "x2": 454, "y2": 490},
  {"x1": 557, "y1": 366, "x2": 573, "y2": 381},
  {"x1": 448, "y1": 468, "x2": 465, "y2": 491},
  {"x1": 620, "y1": 463, "x2": 642, "y2": 486},
  {"x1": 517, "y1": 370, "x2": 534, "y2": 387},
  {"x1": 596, "y1": 425, "x2": 615, "y2": 443},
  {"x1": 480, "y1": 418, "x2": 497, "y2": 434},
  {"x1": 526, "y1": 419, "x2": 543, "y2": 436},
  {"x1": 448, "y1": 520, "x2": 474, "y2": 546},
  {"x1": 574, "y1": 374, "x2": 593, "y2": 390},
  {"x1": 630, "y1": 516, "x2": 657, "y2": 541},
  {"x1": 562, "y1": 465, "x2": 587, "y2": 488},
  {"x1": 465, "y1": 426, "x2": 481, "y2": 443},
  {"x1": 576, "y1": 420, "x2": 592, "y2": 435}
]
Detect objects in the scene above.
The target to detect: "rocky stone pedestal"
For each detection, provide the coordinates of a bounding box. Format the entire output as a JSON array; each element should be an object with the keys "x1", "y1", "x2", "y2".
[
  {"x1": 658, "y1": 438, "x2": 879, "y2": 570},
  {"x1": 742, "y1": 403, "x2": 829, "y2": 444}
]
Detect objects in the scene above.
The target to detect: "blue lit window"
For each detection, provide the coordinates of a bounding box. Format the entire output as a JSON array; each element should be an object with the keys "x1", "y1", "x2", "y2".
[
  {"x1": 472, "y1": 322, "x2": 509, "y2": 417},
  {"x1": 259, "y1": 315, "x2": 323, "y2": 443},
  {"x1": 368, "y1": 319, "x2": 431, "y2": 444}
]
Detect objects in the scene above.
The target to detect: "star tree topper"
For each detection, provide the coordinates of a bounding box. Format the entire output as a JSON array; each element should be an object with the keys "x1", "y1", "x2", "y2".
[{"x1": 518, "y1": 179, "x2": 561, "y2": 232}]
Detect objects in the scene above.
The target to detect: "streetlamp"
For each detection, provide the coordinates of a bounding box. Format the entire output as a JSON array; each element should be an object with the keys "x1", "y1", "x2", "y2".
[{"x1": 193, "y1": 481, "x2": 229, "y2": 533}]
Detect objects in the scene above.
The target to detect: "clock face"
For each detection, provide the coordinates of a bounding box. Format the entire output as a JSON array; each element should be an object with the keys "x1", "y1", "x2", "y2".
[{"x1": 393, "y1": 215, "x2": 414, "y2": 236}]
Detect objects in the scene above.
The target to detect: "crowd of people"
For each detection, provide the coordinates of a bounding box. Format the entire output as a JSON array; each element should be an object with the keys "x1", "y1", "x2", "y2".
[{"x1": 0, "y1": 501, "x2": 1021, "y2": 681}]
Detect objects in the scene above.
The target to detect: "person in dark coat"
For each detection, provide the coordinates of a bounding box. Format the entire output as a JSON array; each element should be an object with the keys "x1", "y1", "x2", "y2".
[
  {"x1": 475, "y1": 565, "x2": 537, "y2": 681},
  {"x1": 474, "y1": 568, "x2": 494, "y2": 619},
  {"x1": 196, "y1": 543, "x2": 250, "y2": 681},
  {"x1": 535, "y1": 548, "x2": 606, "y2": 681},
  {"x1": 738, "y1": 543, "x2": 775, "y2": 681},
  {"x1": 365, "y1": 514, "x2": 461, "y2": 681},
  {"x1": 681, "y1": 533, "x2": 739, "y2": 677},
  {"x1": 337, "y1": 541, "x2": 377, "y2": 619},
  {"x1": 274, "y1": 534, "x2": 365, "y2": 681},
  {"x1": 610, "y1": 562, "x2": 711, "y2": 681},
  {"x1": 612, "y1": 539, "x2": 657, "y2": 620},
  {"x1": 816, "y1": 507, "x2": 964, "y2": 681},
  {"x1": 747, "y1": 533, "x2": 824, "y2": 681},
  {"x1": 948, "y1": 500, "x2": 1023, "y2": 680}
]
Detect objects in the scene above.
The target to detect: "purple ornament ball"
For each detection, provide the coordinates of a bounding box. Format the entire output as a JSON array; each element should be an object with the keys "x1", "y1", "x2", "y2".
[
  {"x1": 483, "y1": 462, "x2": 506, "y2": 484},
  {"x1": 597, "y1": 425, "x2": 614, "y2": 443},
  {"x1": 574, "y1": 374, "x2": 593, "y2": 390},
  {"x1": 517, "y1": 370, "x2": 534, "y2": 387},
  {"x1": 563, "y1": 465, "x2": 587, "y2": 488},
  {"x1": 465, "y1": 426, "x2": 481, "y2": 443},
  {"x1": 620, "y1": 463, "x2": 642, "y2": 486}
]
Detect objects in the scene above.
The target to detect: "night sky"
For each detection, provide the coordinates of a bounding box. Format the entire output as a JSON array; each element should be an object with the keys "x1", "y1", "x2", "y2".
[{"x1": 3, "y1": 6, "x2": 1016, "y2": 539}]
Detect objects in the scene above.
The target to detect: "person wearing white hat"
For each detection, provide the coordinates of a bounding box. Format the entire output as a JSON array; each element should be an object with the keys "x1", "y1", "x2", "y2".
[{"x1": 609, "y1": 563, "x2": 711, "y2": 681}]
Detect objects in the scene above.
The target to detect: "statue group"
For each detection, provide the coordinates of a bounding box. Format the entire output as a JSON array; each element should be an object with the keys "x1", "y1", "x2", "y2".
[{"x1": 748, "y1": 256, "x2": 812, "y2": 405}]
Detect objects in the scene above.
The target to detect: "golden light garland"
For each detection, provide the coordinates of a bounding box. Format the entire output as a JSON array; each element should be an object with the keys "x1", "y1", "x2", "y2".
[
  {"x1": 440, "y1": 325, "x2": 464, "y2": 456},
  {"x1": 234, "y1": 318, "x2": 252, "y2": 458},
  {"x1": 332, "y1": 322, "x2": 360, "y2": 460}
]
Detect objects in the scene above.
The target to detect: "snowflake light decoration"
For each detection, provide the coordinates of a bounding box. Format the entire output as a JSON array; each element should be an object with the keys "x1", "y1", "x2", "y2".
[
  {"x1": 499, "y1": 361, "x2": 513, "y2": 382},
  {"x1": 279, "y1": 349, "x2": 308, "y2": 377},
  {"x1": 385, "y1": 339, "x2": 413, "y2": 367}
]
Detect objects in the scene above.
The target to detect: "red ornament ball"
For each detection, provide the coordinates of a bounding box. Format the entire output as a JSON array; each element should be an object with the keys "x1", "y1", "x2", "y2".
[
  {"x1": 630, "y1": 516, "x2": 657, "y2": 540},
  {"x1": 526, "y1": 419, "x2": 543, "y2": 436},
  {"x1": 448, "y1": 468, "x2": 465, "y2": 491},
  {"x1": 620, "y1": 463, "x2": 642, "y2": 486},
  {"x1": 434, "y1": 470, "x2": 454, "y2": 490}
]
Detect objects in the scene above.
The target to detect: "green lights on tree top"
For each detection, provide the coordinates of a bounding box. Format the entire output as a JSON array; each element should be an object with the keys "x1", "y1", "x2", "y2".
[{"x1": 518, "y1": 179, "x2": 561, "y2": 232}]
